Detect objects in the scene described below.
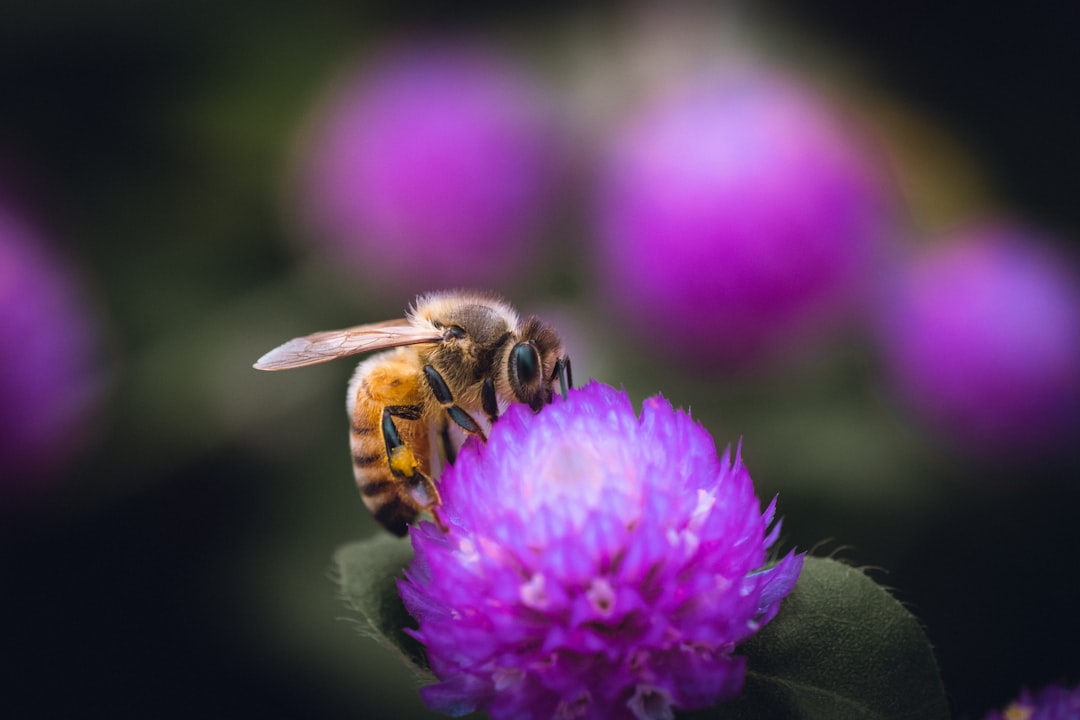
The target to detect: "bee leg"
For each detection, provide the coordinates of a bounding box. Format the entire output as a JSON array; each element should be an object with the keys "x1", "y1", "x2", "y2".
[
  {"x1": 382, "y1": 406, "x2": 447, "y2": 532},
  {"x1": 553, "y1": 355, "x2": 573, "y2": 399},
  {"x1": 422, "y1": 365, "x2": 487, "y2": 441},
  {"x1": 481, "y1": 376, "x2": 500, "y2": 424},
  {"x1": 436, "y1": 416, "x2": 457, "y2": 465}
]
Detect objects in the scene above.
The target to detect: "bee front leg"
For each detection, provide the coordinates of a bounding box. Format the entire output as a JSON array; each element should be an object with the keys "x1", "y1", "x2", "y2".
[
  {"x1": 436, "y1": 415, "x2": 457, "y2": 465},
  {"x1": 382, "y1": 406, "x2": 447, "y2": 532},
  {"x1": 553, "y1": 355, "x2": 573, "y2": 400},
  {"x1": 481, "y1": 376, "x2": 499, "y2": 424},
  {"x1": 422, "y1": 365, "x2": 487, "y2": 442}
]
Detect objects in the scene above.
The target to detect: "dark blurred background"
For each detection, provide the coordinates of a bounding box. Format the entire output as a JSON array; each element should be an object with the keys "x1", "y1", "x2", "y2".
[{"x1": 2, "y1": 1, "x2": 1078, "y2": 718}]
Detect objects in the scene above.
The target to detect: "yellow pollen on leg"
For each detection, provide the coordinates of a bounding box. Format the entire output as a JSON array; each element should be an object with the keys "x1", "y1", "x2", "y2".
[{"x1": 389, "y1": 445, "x2": 418, "y2": 477}]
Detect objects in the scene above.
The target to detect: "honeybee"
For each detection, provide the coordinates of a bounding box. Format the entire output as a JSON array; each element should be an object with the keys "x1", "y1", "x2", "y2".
[{"x1": 254, "y1": 290, "x2": 571, "y2": 536}]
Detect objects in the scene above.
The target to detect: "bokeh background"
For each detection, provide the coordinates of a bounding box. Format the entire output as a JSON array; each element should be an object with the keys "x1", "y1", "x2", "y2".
[{"x1": 3, "y1": 1, "x2": 1078, "y2": 718}]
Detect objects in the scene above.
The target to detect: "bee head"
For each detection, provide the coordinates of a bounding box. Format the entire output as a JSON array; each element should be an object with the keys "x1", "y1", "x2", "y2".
[{"x1": 413, "y1": 292, "x2": 569, "y2": 412}]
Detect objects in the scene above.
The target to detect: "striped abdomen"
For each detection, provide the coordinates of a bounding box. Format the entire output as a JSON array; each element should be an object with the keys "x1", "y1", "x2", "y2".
[{"x1": 346, "y1": 349, "x2": 434, "y2": 536}]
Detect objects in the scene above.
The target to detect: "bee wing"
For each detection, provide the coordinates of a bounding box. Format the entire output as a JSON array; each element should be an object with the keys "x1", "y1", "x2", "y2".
[{"x1": 254, "y1": 319, "x2": 442, "y2": 370}]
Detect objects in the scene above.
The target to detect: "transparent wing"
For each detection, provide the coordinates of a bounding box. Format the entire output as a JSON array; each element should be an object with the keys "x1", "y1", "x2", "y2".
[{"x1": 253, "y1": 319, "x2": 442, "y2": 371}]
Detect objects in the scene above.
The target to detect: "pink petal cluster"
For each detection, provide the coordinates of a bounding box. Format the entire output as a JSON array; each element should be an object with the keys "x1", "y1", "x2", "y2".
[
  {"x1": 983, "y1": 681, "x2": 1080, "y2": 720},
  {"x1": 399, "y1": 382, "x2": 802, "y2": 719}
]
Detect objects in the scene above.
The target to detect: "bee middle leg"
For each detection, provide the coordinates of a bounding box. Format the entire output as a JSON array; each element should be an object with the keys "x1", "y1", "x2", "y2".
[
  {"x1": 382, "y1": 405, "x2": 447, "y2": 531},
  {"x1": 422, "y1": 365, "x2": 487, "y2": 441}
]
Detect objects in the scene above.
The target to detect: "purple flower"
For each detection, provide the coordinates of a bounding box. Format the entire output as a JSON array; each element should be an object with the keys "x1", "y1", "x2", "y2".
[
  {"x1": 294, "y1": 40, "x2": 563, "y2": 292},
  {"x1": 983, "y1": 681, "x2": 1080, "y2": 720},
  {"x1": 592, "y1": 69, "x2": 893, "y2": 370},
  {"x1": 398, "y1": 382, "x2": 803, "y2": 719},
  {"x1": 0, "y1": 202, "x2": 103, "y2": 494},
  {"x1": 878, "y1": 223, "x2": 1080, "y2": 460}
]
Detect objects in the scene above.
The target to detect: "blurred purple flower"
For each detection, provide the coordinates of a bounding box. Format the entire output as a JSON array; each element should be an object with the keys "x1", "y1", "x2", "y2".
[
  {"x1": 593, "y1": 69, "x2": 893, "y2": 370},
  {"x1": 0, "y1": 203, "x2": 102, "y2": 494},
  {"x1": 983, "y1": 681, "x2": 1080, "y2": 720},
  {"x1": 399, "y1": 382, "x2": 802, "y2": 719},
  {"x1": 878, "y1": 223, "x2": 1080, "y2": 460},
  {"x1": 295, "y1": 40, "x2": 563, "y2": 292}
]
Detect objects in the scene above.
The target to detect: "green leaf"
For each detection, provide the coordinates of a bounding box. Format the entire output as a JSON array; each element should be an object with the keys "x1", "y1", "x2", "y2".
[
  {"x1": 333, "y1": 534, "x2": 433, "y2": 681},
  {"x1": 335, "y1": 545, "x2": 949, "y2": 720},
  {"x1": 694, "y1": 556, "x2": 949, "y2": 720}
]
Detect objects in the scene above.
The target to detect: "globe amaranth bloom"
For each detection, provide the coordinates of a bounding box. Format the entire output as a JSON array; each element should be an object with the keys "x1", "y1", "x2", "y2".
[
  {"x1": 294, "y1": 39, "x2": 563, "y2": 293},
  {"x1": 877, "y1": 222, "x2": 1080, "y2": 461},
  {"x1": 0, "y1": 200, "x2": 104, "y2": 495},
  {"x1": 592, "y1": 66, "x2": 894, "y2": 371},
  {"x1": 983, "y1": 681, "x2": 1080, "y2": 720},
  {"x1": 398, "y1": 382, "x2": 803, "y2": 719}
]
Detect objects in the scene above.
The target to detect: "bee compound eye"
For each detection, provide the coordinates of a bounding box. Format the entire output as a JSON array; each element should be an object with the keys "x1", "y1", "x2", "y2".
[{"x1": 510, "y1": 342, "x2": 541, "y2": 388}]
